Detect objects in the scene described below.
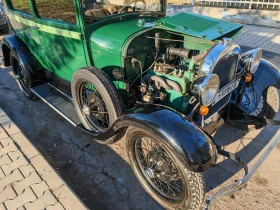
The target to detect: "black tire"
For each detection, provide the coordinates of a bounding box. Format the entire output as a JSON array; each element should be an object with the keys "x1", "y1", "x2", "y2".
[
  {"x1": 71, "y1": 67, "x2": 125, "y2": 144},
  {"x1": 126, "y1": 127, "x2": 206, "y2": 210},
  {"x1": 2, "y1": 24, "x2": 9, "y2": 34},
  {"x1": 227, "y1": 86, "x2": 279, "y2": 131},
  {"x1": 10, "y1": 52, "x2": 37, "y2": 100}
]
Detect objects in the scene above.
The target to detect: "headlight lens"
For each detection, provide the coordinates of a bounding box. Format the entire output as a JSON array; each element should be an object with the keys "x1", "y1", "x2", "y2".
[
  {"x1": 241, "y1": 48, "x2": 262, "y2": 74},
  {"x1": 191, "y1": 74, "x2": 220, "y2": 106}
]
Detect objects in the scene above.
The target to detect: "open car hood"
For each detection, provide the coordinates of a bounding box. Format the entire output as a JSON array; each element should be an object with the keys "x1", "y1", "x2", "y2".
[{"x1": 154, "y1": 12, "x2": 243, "y2": 41}]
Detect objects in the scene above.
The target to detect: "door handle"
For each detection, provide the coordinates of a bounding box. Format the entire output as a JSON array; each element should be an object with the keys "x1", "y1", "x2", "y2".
[{"x1": 31, "y1": 25, "x2": 39, "y2": 30}]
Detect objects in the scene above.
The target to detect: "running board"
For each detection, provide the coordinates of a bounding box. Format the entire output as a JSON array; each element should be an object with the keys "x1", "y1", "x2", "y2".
[{"x1": 31, "y1": 83, "x2": 81, "y2": 126}]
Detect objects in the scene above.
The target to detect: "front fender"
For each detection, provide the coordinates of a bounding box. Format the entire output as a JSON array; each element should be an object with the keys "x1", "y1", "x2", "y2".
[
  {"x1": 236, "y1": 59, "x2": 280, "y2": 113},
  {"x1": 78, "y1": 106, "x2": 217, "y2": 172}
]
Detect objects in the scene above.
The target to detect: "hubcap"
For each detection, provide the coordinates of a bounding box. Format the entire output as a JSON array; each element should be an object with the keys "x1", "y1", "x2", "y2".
[
  {"x1": 15, "y1": 74, "x2": 20, "y2": 80},
  {"x1": 82, "y1": 105, "x2": 90, "y2": 116},
  {"x1": 145, "y1": 168, "x2": 154, "y2": 179}
]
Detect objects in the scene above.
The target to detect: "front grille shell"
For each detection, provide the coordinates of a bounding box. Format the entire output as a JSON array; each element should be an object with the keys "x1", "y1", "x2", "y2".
[
  {"x1": 199, "y1": 39, "x2": 241, "y2": 78},
  {"x1": 198, "y1": 39, "x2": 241, "y2": 119}
]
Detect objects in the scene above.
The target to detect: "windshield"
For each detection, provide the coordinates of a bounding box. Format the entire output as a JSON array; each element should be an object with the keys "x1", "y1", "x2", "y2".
[{"x1": 83, "y1": 0, "x2": 163, "y2": 24}]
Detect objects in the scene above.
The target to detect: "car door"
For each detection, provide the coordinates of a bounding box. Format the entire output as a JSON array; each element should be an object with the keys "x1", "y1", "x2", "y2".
[{"x1": 31, "y1": 0, "x2": 88, "y2": 81}]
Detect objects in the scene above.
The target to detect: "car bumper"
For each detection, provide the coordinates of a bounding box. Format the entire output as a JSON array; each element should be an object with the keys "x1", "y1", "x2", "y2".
[{"x1": 204, "y1": 130, "x2": 280, "y2": 209}]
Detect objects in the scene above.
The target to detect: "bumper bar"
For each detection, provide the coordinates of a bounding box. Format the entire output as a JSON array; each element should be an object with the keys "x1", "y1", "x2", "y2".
[{"x1": 204, "y1": 131, "x2": 280, "y2": 209}]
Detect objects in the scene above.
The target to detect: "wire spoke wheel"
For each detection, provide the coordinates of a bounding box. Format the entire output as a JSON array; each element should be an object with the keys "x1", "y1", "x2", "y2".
[
  {"x1": 72, "y1": 67, "x2": 124, "y2": 144},
  {"x1": 227, "y1": 86, "x2": 279, "y2": 131},
  {"x1": 126, "y1": 127, "x2": 206, "y2": 210},
  {"x1": 13, "y1": 59, "x2": 29, "y2": 93},
  {"x1": 251, "y1": 96, "x2": 265, "y2": 116},
  {"x1": 135, "y1": 135, "x2": 185, "y2": 201},
  {"x1": 10, "y1": 52, "x2": 36, "y2": 100},
  {"x1": 78, "y1": 81, "x2": 110, "y2": 131}
]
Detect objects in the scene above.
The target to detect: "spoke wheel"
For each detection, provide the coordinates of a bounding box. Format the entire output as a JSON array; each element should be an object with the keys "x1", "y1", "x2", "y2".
[
  {"x1": 135, "y1": 135, "x2": 185, "y2": 201},
  {"x1": 78, "y1": 82, "x2": 109, "y2": 131},
  {"x1": 72, "y1": 67, "x2": 125, "y2": 144},
  {"x1": 227, "y1": 86, "x2": 279, "y2": 131},
  {"x1": 251, "y1": 95, "x2": 265, "y2": 116},
  {"x1": 10, "y1": 52, "x2": 37, "y2": 100},
  {"x1": 126, "y1": 127, "x2": 206, "y2": 210}
]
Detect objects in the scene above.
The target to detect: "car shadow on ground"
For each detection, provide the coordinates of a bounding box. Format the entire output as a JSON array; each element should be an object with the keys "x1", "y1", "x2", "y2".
[{"x1": 0, "y1": 65, "x2": 279, "y2": 209}]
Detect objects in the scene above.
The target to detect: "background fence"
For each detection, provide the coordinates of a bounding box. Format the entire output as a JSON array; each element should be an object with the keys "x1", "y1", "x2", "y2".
[
  {"x1": 198, "y1": 0, "x2": 280, "y2": 10},
  {"x1": 167, "y1": 0, "x2": 280, "y2": 10}
]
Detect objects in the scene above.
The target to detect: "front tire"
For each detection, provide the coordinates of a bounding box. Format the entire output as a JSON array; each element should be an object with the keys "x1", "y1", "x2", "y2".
[
  {"x1": 126, "y1": 127, "x2": 206, "y2": 210},
  {"x1": 227, "y1": 86, "x2": 279, "y2": 131},
  {"x1": 71, "y1": 67, "x2": 125, "y2": 144}
]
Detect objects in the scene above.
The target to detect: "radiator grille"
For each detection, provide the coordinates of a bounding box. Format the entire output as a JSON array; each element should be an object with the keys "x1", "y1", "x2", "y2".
[{"x1": 213, "y1": 54, "x2": 238, "y2": 88}]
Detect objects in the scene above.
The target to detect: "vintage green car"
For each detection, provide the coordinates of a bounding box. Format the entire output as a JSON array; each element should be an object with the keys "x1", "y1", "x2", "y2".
[{"x1": 2, "y1": 0, "x2": 280, "y2": 209}]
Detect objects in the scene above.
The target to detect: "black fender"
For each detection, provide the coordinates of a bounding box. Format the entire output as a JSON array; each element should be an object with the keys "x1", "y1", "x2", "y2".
[
  {"x1": 2, "y1": 35, "x2": 43, "y2": 74},
  {"x1": 78, "y1": 106, "x2": 217, "y2": 172},
  {"x1": 236, "y1": 59, "x2": 280, "y2": 113}
]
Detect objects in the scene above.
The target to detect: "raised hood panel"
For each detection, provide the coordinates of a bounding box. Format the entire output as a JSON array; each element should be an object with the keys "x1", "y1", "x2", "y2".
[{"x1": 155, "y1": 12, "x2": 243, "y2": 40}]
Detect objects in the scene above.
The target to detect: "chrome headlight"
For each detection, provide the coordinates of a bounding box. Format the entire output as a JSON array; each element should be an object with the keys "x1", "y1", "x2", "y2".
[
  {"x1": 240, "y1": 48, "x2": 262, "y2": 74},
  {"x1": 191, "y1": 74, "x2": 220, "y2": 106}
]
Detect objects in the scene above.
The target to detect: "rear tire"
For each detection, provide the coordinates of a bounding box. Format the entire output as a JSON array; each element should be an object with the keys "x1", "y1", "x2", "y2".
[
  {"x1": 126, "y1": 127, "x2": 206, "y2": 210},
  {"x1": 71, "y1": 67, "x2": 125, "y2": 144},
  {"x1": 10, "y1": 52, "x2": 37, "y2": 100},
  {"x1": 227, "y1": 86, "x2": 279, "y2": 131}
]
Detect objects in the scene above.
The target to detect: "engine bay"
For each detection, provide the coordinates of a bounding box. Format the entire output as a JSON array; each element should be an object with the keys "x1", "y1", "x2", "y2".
[{"x1": 123, "y1": 29, "x2": 216, "y2": 114}]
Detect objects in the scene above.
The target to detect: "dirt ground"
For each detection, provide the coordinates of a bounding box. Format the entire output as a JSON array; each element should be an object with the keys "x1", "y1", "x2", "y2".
[{"x1": 0, "y1": 31, "x2": 280, "y2": 210}]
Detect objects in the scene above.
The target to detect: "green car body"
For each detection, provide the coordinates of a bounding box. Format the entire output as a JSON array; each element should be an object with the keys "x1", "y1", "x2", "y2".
[
  {"x1": 3, "y1": 1, "x2": 280, "y2": 209},
  {"x1": 3, "y1": 0, "x2": 243, "y2": 113}
]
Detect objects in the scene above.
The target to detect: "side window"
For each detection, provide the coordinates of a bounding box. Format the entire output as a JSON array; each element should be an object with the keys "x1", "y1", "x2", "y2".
[
  {"x1": 10, "y1": 0, "x2": 31, "y2": 14},
  {"x1": 34, "y1": 0, "x2": 76, "y2": 24}
]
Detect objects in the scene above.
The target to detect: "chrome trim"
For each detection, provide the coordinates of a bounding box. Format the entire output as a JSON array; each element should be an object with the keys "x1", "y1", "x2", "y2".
[
  {"x1": 199, "y1": 38, "x2": 241, "y2": 77},
  {"x1": 31, "y1": 87, "x2": 77, "y2": 127},
  {"x1": 240, "y1": 48, "x2": 262, "y2": 74}
]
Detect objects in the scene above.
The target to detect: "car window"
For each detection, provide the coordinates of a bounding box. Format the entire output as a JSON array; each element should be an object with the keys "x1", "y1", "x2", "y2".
[
  {"x1": 34, "y1": 0, "x2": 76, "y2": 24},
  {"x1": 83, "y1": 0, "x2": 162, "y2": 25},
  {"x1": 9, "y1": 0, "x2": 31, "y2": 14}
]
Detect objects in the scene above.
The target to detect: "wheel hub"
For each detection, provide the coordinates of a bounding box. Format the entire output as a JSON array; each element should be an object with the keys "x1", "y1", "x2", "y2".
[
  {"x1": 145, "y1": 168, "x2": 154, "y2": 179},
  {"x1": 15, "y1": 74, "x2": 20, "y2": 80},
  {"x1": 82, "y1": 105, "x2": 90, "y2": 116}
]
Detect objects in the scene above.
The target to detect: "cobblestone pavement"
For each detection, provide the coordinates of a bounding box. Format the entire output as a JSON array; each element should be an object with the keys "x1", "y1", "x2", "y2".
[
  {"x1": 0, "y1": 108, "x2": 88, "y2": 210},
  {"x1": 234, "y1": 25, "x2": 280, "y2": 53}
]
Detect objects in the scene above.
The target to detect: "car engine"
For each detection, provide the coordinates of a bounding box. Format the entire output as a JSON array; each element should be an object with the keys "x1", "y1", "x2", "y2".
[{"x1": 123, "y1": 29, "x2": 216, "y2": 114}]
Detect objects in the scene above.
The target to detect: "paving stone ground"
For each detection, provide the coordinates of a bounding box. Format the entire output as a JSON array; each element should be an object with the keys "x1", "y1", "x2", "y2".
[
  {"x1": 0, "y1": 108, "x2": 88, "y2": 210},
  {"x1": 234, "y1": 25, "x2": 280, "y2": 53}
]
